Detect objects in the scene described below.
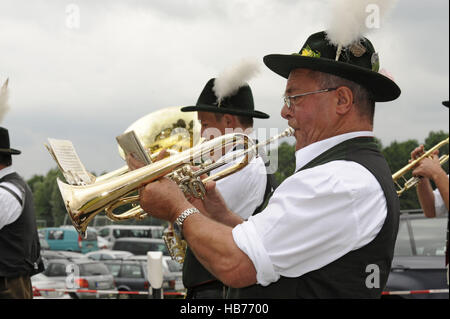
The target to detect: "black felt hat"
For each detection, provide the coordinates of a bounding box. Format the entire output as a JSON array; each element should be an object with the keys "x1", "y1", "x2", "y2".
[
  {"x1": 442, "y1": 101, "x2": 449, "y2": 108},
  {"x1": 264, "y1": 31, "x2": 401, "y2": 102},
  {"x1": 181, "y1": 78, "x2": 269, "y2": 119},
  {"x1": 0, "y1": 127, "x2": 21, "y2": 155}
]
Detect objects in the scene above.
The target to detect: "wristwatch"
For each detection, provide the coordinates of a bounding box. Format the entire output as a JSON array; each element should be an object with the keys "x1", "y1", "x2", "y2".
[{"x1": 173, "y1": 207, "x2": 200, "y2": 240}]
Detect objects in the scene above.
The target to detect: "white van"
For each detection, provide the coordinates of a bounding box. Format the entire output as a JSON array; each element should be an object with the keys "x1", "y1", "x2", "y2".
[{"x1": 97, "y1": 225, "x2": 164, "y2": 245}]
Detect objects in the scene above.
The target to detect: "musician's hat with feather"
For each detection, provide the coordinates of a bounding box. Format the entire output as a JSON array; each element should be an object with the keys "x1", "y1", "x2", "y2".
[
  {"x1": 264, "y1": 0, "x2": 400, "y2": 102},
  {"x1": 0, "y1": 78, "x2": 11, "y2": 125},
  {"x1": 0, "y1": 79, "x2": 20, "y2": 155},
  {"x1": 181, "y1": 58, "x2": 270, "y2": 119}
]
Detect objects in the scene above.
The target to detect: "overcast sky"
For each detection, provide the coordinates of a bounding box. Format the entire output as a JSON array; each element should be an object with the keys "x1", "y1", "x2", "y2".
[{"x1": 1, "y1": 0, "x2": 448, "y2": 180}]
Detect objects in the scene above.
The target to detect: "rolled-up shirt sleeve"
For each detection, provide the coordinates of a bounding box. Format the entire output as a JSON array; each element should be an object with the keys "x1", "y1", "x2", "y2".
[
  {"x1": 231, "y1": 160, "x2": 387, "y2": 286},
  {"x1": 232, "y1": 220, "x2": 279, "y2": 286}
]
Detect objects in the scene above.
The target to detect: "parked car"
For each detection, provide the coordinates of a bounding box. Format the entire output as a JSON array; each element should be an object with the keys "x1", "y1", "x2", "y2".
[
  {"x1": 31, "y1": 273, "x2": 68, "y2": 299},
  {"x1": 43, "y1": 258, "x2": 116, "y2": 299},
  {"x1": 40, "y1": 250, "x2": 86, "y2": 268},
  {"x1": 97, "y1": 236, "x2": 112, "y2": 249},
  {"x1": 125, "y1": 255, "x2": 184, "y2": 293},
  {"x1": 97, "y1": 225, "x2": 165, "y2": 246},
  {"x1": 39, "y1": 227, "x2": 98, "y2": 254},
  {"x1": 41, "y1": 250, "x2": 86, "y2": 260},
  {"x1": 38, "y1": 233, "x2": 50, "y2": 250},
  {"x1": 384, "y1": 212, "x2": 448, "y2": 299},
  {"x1": 112, "y1": 238, "x2": 169, "y2": 256},
  {"x1": 162, "y1": 256, "x2": 184, "y2": 292},
  {"x1": 103, "y1": 260, "x2": 149, "y2": 299},
  {"x1": 85, "y1": 250, "x2": 133, "y2": 261}
]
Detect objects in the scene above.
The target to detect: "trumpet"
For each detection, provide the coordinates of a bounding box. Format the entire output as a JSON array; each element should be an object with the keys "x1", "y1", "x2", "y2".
[
  {"x1": 59, "y1": 128, "x2": 294, "y2": 238},
  {"x1": 392, "y1": 137, "x2": 449, "y2": 196}
]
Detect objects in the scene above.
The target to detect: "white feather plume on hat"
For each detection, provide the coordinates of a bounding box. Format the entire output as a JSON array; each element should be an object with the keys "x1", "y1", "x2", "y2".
[
  {"x1": 325, "y1": 0, "x2": 398, "y2": 60},
  {"x1": 213, "y1": 58, "x2": 261, "y2": 105},
  {"x1": 0, "y1": 78, "x2": 10, "y2": 124}
]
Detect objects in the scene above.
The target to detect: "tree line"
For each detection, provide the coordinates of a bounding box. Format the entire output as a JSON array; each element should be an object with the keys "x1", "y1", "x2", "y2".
[{"x1": 27, "y1": 130, "x2": 448, "y2": 227}]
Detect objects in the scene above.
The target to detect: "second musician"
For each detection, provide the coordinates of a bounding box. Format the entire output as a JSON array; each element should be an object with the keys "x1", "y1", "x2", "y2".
[
  {"x1": 179, "y1": 61, "x2": 274, "y2": 299},
  {"x1": 410, "y1": 100, "x2": 449, "y2": 283}
]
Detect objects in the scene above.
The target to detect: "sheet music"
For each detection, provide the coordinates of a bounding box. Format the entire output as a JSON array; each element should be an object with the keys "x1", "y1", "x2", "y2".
[
  {"x1": 45, "y1": 138, "x2": 94, "y2": 185},
  {"x1": 116, "y1": 130, "x2": 152, "y2": 165}
]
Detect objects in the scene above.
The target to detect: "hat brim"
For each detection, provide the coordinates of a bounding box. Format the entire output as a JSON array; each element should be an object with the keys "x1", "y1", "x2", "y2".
[
  {"x1": 0, "y1": 148, "x2": 21, "y2": 155},
  {"x1": 264, "y1": 54, "x2": 401, "y2": 102},
  {"x1": 442, "y1": 101, "x2": 449, "y2": 108},
  {"x1": 181, "y1": 104, "x2": 270, "y2": 119}
]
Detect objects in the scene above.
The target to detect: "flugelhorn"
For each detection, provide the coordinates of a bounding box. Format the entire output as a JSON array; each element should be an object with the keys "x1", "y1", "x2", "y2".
[
  {"x1": 58, "y1": 128, "x2": 294, "y2": 238},
  {"x1": 392, "y1": 137, "x2": 449, "y2": 196},
  {"x1": 93, "y1": 106, "x2": 202, "y2": 184}
]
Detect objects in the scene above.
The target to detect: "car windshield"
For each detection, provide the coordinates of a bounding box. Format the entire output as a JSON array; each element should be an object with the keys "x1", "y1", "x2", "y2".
[
  {"x1": 394, "y1": 215, "x2": 447, "y2": 257},
  {"x1": 79, "y1": 263, "x2": 110, "y2": 276}
]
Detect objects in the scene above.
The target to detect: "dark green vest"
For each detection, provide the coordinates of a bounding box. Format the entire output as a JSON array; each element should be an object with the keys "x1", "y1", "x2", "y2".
[{"x1": 227, "y1": 137, "x2": 400, "y2": 299}]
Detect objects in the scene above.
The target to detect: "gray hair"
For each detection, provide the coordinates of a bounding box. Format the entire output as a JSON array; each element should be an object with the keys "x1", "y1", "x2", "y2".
[{"x1": 314, "y1": 71, "x2": 375, "y2": 124}]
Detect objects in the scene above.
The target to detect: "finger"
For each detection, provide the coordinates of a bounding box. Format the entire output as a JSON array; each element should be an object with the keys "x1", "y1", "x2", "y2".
[
  {"x1": 204, "y1": 180, "x2": 216, "y2": 192},
  {"x1": 411, "y1": 146, "x2": 424, "y2": 159},
  {"x1": 126, "y1": 155, "x2": 136, "y2": 170},
  {"x1": 412, "y1": 168, "x2": 421, "y2": 177},
  {"x1": 127, "y1": 153, "x2": 145, "y2": 170},
  {"x1": 155, "y1": 149, "x2": 169, "y2": 162}
]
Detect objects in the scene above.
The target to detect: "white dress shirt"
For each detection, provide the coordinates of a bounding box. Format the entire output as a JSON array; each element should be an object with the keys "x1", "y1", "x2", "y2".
[
  {"x1": 210, "y1": 132, "x2": 267, "y2": 219},
  {"x1": 232, "y1": 131, "x2": 388, "y2": 286},
  {"x1": 434, "y1": 175, "x2": 449, "y2": 217},
  {"x1": 0, "y1": 166, "x2": 24, "y2": 230}
]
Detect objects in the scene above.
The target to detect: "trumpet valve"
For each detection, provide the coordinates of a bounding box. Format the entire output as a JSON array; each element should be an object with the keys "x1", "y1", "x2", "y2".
[{"x1": 188, "y1": 178, "x2": 206, "y2": 200}]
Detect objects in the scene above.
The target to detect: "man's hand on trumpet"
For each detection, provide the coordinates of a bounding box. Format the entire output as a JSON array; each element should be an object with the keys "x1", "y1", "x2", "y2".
[
  {"x1": 138, "y1": 170, "x2": 241, "y2": 227},
  {"x1": 139, "y1": 177, "x2": 193, "y2": 223},
  {"x1": 410, "y1": 145, "x2": 443, "y2": 181},
  {"x1": 126, "y1": 153, "x2": 146, "y2": 170},
  {"x1": 410, "y1": 144, "x2": 449, "y2": 218}
]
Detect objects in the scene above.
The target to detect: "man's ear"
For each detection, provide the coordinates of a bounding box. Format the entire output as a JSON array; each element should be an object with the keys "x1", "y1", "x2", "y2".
[
  {"x1": 335, "y1": 86, "x2": 353, "y2": 115},
  {"x1": 223, "y1": 114, "x2": 236, "y2": 127}
]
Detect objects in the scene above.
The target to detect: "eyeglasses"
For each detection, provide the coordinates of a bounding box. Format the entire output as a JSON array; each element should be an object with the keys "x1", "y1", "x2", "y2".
[{"x1": 283, "y1": 88, "x2": 337, "y2": 110}]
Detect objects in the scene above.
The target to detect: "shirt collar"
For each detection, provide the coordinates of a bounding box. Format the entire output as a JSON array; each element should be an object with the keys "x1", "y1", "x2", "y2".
[
  {"x1": 295, "y1": 131, "x2": 375, "y2": 171},
  {"x1": 0, "y1": 166, "x2": 16, "y2": 179}
]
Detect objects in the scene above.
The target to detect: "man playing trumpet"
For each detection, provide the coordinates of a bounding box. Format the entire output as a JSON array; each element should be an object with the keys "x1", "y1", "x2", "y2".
[
  {"x1": 136, "y1": 29, "x2": 401, "y2": 298},
  {"x1": 410, "y1": 101, "x2": 449, "y2": 218},
  {"x1": 178, "y1": 60, "x2": 274, "y2": 299},
  {"x1": 410, "y1": 100, "x2": 449, "y2": 284}
]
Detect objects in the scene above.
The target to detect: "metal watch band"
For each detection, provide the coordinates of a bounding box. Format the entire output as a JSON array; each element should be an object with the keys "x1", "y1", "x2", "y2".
[{"x1": 175, "y1": 207, "x2": 200, "y2": 230}]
